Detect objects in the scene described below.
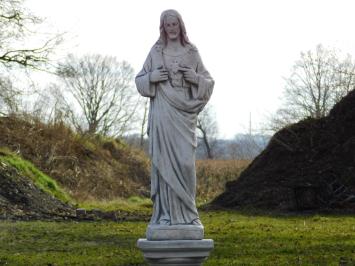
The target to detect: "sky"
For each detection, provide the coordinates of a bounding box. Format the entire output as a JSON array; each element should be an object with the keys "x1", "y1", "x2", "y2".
[{"x1": 26, "y1": 0, "x2": 355, "y2": 138}]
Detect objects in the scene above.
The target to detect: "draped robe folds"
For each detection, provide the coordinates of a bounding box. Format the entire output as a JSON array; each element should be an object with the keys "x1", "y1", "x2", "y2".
[{"x1": 135, "y1": 43, "x2": 214, "y2": 225}]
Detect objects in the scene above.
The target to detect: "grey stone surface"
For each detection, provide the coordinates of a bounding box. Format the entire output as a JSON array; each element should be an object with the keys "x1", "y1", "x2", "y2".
[
  {"x1": 136, "y1": 9, "x2": 214, "y2": 265},
  {"x1": 137, "y1": 239, "x2": 214, "y2": 266},
  {"x1": 147, "y1": 224, "x2": 204, "y2": 240},
  {"x1": 135, "y1": 9, "x2": 214, "y2": 228}
]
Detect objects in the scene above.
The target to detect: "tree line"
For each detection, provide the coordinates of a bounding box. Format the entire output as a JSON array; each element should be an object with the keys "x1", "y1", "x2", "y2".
[{"x1": 1, "y1": 0, "x2": 355, "y2": 160}]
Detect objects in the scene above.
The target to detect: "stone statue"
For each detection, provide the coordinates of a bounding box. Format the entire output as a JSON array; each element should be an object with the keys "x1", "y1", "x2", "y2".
[{"x1": 136, "y1": 9, "x2": 214, "y2": 240}]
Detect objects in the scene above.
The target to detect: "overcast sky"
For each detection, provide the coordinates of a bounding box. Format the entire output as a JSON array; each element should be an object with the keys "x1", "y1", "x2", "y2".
[{"x1": 26, "y1": 0, "x2": 355, "y2": 138}]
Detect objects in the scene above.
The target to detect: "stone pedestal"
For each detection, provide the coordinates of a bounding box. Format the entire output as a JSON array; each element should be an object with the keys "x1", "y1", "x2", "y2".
[
  {"x1": 147, "y1": 224, "x2": 204, "y2": 240},
  {"x1": 137, "y1": 239, "x2": 214, "y2": 266}
]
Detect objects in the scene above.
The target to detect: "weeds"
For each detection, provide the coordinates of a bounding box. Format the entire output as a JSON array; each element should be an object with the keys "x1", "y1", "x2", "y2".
[
  {"x1": 0, "y1": 116, "x2": 150, "y2": 201},
  {"x1": 78, "y1": 197, "x2": 152, "y2": 214},
  {"x1": 0, "y1": 148, "x2": 71, "y2": 203},
  {"x1": 196, "y1": 160, "x2": 250, "y2": 202}
]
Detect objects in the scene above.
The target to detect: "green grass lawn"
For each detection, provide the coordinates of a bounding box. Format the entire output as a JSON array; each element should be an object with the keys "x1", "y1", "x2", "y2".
[{"x1": 0, "y1": 211, "x2": 354, "y2": 265}]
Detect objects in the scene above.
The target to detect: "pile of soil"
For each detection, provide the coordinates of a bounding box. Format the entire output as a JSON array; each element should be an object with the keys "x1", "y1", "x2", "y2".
[
  {"x1": 0, "y1": 162, "x2": 75, "y2": 220},
  {"x1": 213, "y1": 90, "x2": 355, "y2": 211},
  {"x1": 0, "y1": 162, "x2": 150, "y2": 221}
]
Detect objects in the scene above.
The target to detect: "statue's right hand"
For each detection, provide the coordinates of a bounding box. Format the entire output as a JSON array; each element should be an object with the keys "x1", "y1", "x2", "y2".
[{"x1": 149, "y1": 66, "x2": 168, "y2": 83}]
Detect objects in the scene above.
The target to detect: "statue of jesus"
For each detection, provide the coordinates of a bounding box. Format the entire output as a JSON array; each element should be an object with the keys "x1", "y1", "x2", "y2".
[{"x1": 136, "y1": 9, "x2": 214, "y2": 239}]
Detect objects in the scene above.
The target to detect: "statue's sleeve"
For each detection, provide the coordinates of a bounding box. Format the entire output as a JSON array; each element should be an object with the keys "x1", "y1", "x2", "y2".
[
  {"x1": 135, "y1": 53, "x2": 156, "y2": 98},
  {"x1": 191, "y1": 51, "x2": 215, "y2": 101}
]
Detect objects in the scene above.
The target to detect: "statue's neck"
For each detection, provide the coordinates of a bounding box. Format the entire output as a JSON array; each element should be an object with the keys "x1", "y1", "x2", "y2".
[
  {"x1": 166, "y1": 39, "x2": 182, "y2": 50},
  {"x1": 164, "y1": 39, "x2": 185, "y2": 56}
]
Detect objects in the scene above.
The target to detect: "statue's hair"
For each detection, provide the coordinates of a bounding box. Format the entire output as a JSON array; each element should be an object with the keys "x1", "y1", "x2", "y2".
[{"x1": 159, "y1": 9, "x2": 190, "y2": 46}]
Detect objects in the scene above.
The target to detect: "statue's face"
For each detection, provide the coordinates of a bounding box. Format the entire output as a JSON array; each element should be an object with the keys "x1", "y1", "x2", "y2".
[{"x1": 164, "y1": 15, "x2": 180, "y2": 41}]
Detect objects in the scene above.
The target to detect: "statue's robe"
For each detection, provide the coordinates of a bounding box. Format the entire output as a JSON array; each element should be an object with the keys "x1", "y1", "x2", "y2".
[{"x1": 136, "y1": 42, "x2": 214, "y2": 225}]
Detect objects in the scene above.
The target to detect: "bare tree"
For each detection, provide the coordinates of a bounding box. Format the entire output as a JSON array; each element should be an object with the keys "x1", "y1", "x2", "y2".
[
  {"x1": 0, "y1": 0, "x2": 62, "y2": 117},
  {"x1": 139, "y1": 98, "x2": 149, "y2": 148},
  {"x1": 333, "y1": 54, "x2": 355, "y2": 101},
  {"x1": 196, "y1": 104, "x2": 218, "y2": 159},
  {"x1": 0, "y1": 0, "x2": 62, "y2": 70},
  {"x1": 25, "y1": 83, "x2": 77, "y2": 127},
  {"x1": 270, "y1": 44, "x2": 355, "y2": 130},
  {"x1": 57, "y1": 54, "x2": 138, "y2": 136},
  {"x1": 0, "y1": 76, "x2": 20, "y2": 115}
]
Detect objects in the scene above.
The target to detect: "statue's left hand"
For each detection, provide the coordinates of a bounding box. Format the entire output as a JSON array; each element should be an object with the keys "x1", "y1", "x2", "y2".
[{"x1": 179, "y1": 66, "x2": 199, "y2": 85}]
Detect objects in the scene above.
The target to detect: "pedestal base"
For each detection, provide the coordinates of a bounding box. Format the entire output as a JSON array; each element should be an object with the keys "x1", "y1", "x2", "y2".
[
  {"x1": 147, "y1": 224, "x2": 204, "y2": 240},
  {"x1": 137, "y1": 239, "x2": 214, "y2": 266}
]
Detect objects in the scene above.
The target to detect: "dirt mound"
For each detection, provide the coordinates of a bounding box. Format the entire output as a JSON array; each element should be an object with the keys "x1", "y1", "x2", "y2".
[
  {"x1": 0, "y1": 116, "x2": 150, "y2": 201},
  {"x1": 213, "y1": 90, "x2": 355, "y2": 211},
  {"x1": 0, "y1": 162, "x2": 75, "y2": 220},
  {"x1": 0, "y1": 162, "x2": 150, "y2": 221}
]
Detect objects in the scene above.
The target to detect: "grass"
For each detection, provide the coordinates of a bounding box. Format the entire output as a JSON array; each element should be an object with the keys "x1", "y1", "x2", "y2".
[
  {"x1": 196, "y1": 160, "x2": 250, "y2": 202},
  {"x1": 204, "y1": 211, "x2": 355, "y2": 265},
  {"x1": 0, "y1": 220, "x2": 146, "y2": 266},
  {"x1": 78, "y1": 196, "x2": 152, "y2": 220},
  {"x1": 0, "y1": 148, "x2": 72, "y2": 204},
  {"x1": 0, "y1": 210, "x2": 354, "y2": 265}
]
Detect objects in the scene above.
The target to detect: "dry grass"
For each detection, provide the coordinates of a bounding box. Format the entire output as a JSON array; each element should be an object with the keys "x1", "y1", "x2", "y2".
[
  {"x1": 0, "y1": 115, "x2": 250, "y2": 204},
  {"x1": 0, "y1": 115, "x2": 150, "y2": 202},
  {"x1": 196, "y1": 159, "x2": 250, "y2": 202}
]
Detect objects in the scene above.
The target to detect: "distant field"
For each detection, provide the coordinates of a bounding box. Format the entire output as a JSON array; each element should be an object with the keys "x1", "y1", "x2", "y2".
[
  {"x1": 196, "y1": 159, "x2": 250, "y2": 202},
  {"x1": 1, "y1": 210, "x2": 354, "y2": 265}
]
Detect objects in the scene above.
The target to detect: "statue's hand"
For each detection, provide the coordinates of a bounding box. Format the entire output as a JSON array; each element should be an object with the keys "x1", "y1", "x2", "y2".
[
  {"x1": 179, "y1": 66, "x2": 199, "y2": 85},
  {"x1": 150, "y1": 66, "x2": 168, "y2": 83}
]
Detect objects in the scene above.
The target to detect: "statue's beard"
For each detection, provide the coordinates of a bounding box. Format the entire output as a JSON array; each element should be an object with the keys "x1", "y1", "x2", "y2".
[{"x1": 167, "y1": 32, "x2": 179, "y2": 41}]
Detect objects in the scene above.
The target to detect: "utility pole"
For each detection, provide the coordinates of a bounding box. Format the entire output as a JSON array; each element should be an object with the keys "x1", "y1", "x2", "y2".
[{"x1": 249, "y1": 112, "x2": 252, "y2": 136}]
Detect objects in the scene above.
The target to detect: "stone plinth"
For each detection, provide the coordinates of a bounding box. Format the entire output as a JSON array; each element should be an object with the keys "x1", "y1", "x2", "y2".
[
  {"x1": 137, "y1": 239, "x2": 214, "y2": 266},
  {"x1": 147, "y1": 224, "x2": 204, "y2": 240}
]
